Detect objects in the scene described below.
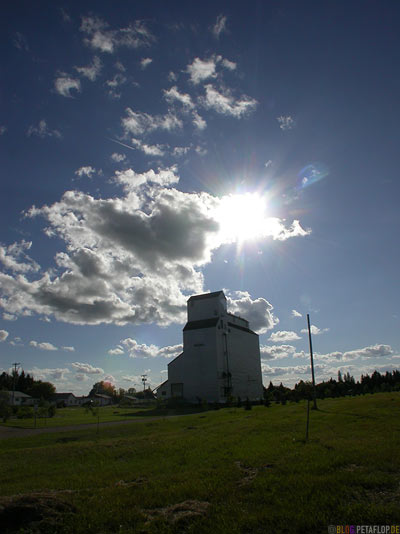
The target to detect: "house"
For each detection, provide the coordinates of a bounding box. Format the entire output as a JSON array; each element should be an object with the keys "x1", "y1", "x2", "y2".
[
  {"x1": 52, "y1": 392, "x2": 81, "y2": 407},
  {"x1": 93, "y1": 393, "x2": 113, "y2": 406},
  {"x1": 6, "y1": 391, "x2": 35, "y2": 406},
  {"x1": 157, "y1": 290, "x2": 263, "y2": 403}
]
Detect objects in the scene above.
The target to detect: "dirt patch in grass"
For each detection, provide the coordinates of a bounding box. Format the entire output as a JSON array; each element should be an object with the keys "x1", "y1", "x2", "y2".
[
  {"x1": 144, "y1": 499, "x2": 210, "y2": 526},
  {"x1": 235, "y1": 461, "x2": 274, "y2": 486},
  {"x1": 115, "y1": 477, "x2": 147, "y2": 487},
  {"x1": 0, "y1": 492, "x2": 76, "y2": 533},
  {"x1": 341, "y1": 463, "x2": 364, "y2": 472}
]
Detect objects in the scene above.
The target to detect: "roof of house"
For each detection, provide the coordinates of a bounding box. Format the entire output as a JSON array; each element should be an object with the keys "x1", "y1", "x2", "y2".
[
  {"x1": 6, "y1": 391, "x2": 32, "y2": 398},
  {"x1": 153, "y1": 380, "x2": 168, "y2": 392},
  {"x1": 52, "y1": 393, "x2": 75, "y2": 399},
  {"x1": 187, "y1": 291, "x2": 225, "y2": 302},
  {"x1": 183, "y1": 317, "x2": 219, "y2": 331},
  {"x1": 94, "y1": 393, "x2": 112, "y2": 399}
]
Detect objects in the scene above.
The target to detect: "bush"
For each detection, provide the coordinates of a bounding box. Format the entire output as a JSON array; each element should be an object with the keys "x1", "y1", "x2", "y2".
[
  {"x1": 48, "y1": 404, "x2": 56, "y2": 417},
  {"x1": 17, "y1": 406, "x2": 33, "y2": 419}
]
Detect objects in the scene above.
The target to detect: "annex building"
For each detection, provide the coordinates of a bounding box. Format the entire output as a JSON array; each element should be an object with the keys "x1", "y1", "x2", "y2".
[{"x1": 157, "y1": 291, "x2": 263, "y2": 403}]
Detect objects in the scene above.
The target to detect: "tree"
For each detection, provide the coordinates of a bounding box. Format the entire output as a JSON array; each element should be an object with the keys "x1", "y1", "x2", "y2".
[
  {"x1": 88, "y1": 381, "x2": 116, "y2": 398},
  {"x1": 27, "y1": 381, "x2": 56, "y2": 400},
  {"x1": 0, "y1": 391, "x2": 11, "y2": 422}
]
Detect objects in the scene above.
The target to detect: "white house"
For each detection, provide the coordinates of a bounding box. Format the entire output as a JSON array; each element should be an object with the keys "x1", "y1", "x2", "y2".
[
  {"x1": 6, "y1": 391, "x2": 35, "y2": 406},
  {"x1": 157, "y1": 291, "x2": 263, "y2": 403},
  {"x1": 52, "y1": 393, "x2": 82, "y2": 407}
]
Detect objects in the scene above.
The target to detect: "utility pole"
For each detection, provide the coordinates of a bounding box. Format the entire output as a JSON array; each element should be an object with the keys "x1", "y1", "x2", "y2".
[
  {"x1": 306, "y1": 315, "x2": 318, "y2": 410},
  {"x1": 141, "y1": 374, "x2": 147, "y2": 392},
  {"x1": 11, "y1": 362, "x2": 20, "y2": 407}
]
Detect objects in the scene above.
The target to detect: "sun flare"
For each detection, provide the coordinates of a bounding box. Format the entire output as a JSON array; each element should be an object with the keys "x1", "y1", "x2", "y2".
[{"x1": 216, "y1": 192, "x2": 269, "y2": 243}]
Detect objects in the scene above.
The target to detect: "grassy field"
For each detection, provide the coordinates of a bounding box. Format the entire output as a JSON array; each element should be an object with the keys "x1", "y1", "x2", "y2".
[
  {"x1": 1, "y1": 405, "x2": 157, "y2": 429},
  {"x1": 0, "y1": 393, "x2": 399, "y2": 533}
]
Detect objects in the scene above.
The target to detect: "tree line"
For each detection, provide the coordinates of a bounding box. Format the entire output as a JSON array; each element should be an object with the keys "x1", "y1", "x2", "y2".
[
  {"x1": 265, "y1": 369, "x2": 400, "y2": 404},
  {"x1": 0, "y1": 370, "x2": 55, "y2": 400}
]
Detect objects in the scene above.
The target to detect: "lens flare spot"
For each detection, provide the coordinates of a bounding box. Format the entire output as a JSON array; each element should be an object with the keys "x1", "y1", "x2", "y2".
[{"x1": 298, "y1": 163, "x2": 329, "y2": 189}]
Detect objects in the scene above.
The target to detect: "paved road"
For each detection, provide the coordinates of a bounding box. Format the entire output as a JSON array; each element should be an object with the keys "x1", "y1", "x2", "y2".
[
  {"x1": 0, "y1": 413, "x2": 196, "y2": 440},
  {"x1": 0, "y1": 416, "x2": 170, "y2": 439}
]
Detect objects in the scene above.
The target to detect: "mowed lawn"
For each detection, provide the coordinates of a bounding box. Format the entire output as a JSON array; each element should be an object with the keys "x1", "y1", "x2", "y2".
[
  {"x1": 0, "y1": 393, "x2": 399, "y2": 533},
  {"x1": 1, "y1": 405, "x2": 155, "y2": 429}
]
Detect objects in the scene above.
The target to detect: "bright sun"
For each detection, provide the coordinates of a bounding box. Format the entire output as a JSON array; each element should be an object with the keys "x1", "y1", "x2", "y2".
[{"x1": 216, "y1": 192, "x2": 268, "y2": 243}]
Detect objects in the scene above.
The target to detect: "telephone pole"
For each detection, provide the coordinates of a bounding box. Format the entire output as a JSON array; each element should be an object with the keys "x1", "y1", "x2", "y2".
[
  {"x1": 306, "y1": 315, "x2": 318, "y2": 410},
  {"x1": 141, "y1": 374, "x2": 147, "y2": 391},
  {"x1": 11, "y1": 362, "x2": 20, "y2": 406}
]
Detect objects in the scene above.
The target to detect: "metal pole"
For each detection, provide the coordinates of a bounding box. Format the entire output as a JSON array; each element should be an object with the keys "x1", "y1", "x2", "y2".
[
  {"x1": 305, "y1": 399, "x2": 310, "y2": 441},
  {"x1": 307, "y1": 314, "x2": 318, "y2": 410}
]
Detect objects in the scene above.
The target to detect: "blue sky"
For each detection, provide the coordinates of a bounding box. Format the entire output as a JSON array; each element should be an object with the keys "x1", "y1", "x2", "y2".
[{"x1": 1, "y1": 0, "x2": 399, "y2": 394}]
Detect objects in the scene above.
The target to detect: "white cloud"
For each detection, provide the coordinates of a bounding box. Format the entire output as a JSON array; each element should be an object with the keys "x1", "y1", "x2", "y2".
[
  {"x1": 130, "y1": 138, "x2": 166, "y2": 156},
  {"x1": 29, "y1": 340, "x2": 58, "y2": 351},
  {"x1": 114, "y1": 165, "x2": 179, "y2": 189},
  {"x1": 122, "y1": 108, "x2": 183, "y2": 136},
  {"x1": 71, "y1": 362, "x2": 104, "y2": 374},
  {"x1": 277, "y1": 115, "x2": 295, "y2": 130},
  {"x1": 158, "y1": 344, "x2": 183, "y2": 358},
  {"x1": 168, "y1": 71, "x2": 177, "y2": 82},
  {"x1": 221, "y1": 58, "x2": 236, "y2": 70},
  {"x1": 75, "y1": 166, "x2": 97, "y2": 179},
  {"x1": 192, "y1": 112, "x2": 207, "y2": 130},
  {"x1": 195, "y1": 145, "x2": 207, "y2": 156},
  {"x1": 269, "y1": 331, "x2": 301, "y2": 342},
  {"x1": 261, "y1": 363, "x2": 327, "y2": 379},
  {"x1": 163, "y1": 86, "x2": 194, "y2": 110},
  {"x1": 261, "y1": 344, "x2": 296, "y2": 360},
  {"x1": 227, "y1": 291, "x2": 279, "y2": 334},
  {"x1": 0, "y1": 166, "x2": 310, "y2": 326},
  {"x1": 105, "y1": 73, "x2": 127, "y2": 99},
  {"x1": 62, "y1": 346, "x2": 75, "y2": 352},
  {"x1": 80, "y1": 16, "x2": 154, "y2": 53},
  {"x1": 0, "y1": 126, "x2": 7, "y2": 135},
  {"x1": 29, "y1": 366, "x2": 70, "y2": 381},
  {"x1": 300, "y1": 325, "x2": 329, "y2": 336},
  {"x1": 113, "y1": 338, "x2": 182, "y2": 359},
  {"x1": 140, "y1": 57, "x2": 153, "y2": 69},
  {"x1": 187, "y1": 57, "x2": 218, "y2": 84},
  {"x1": 54, "y1": 74, "x2": 81, "y2": 98},
  {"x1": 201, "y1": 84, "x2": 257, "y2": 118},
  {"x1": 13, "y1": 32, "x2": 29, "y2": 51},
  {"x1": 121, "y1": 338, "x2": 159, "y2": 358},
  {"x1": 75, "y1": 56, "x2": 102, "y2": 81},
  {"x1": 172, "y1": 146, "x2": 191, "y2": 157},
  {"x1": 75, "y1": 373, "x2": 89, "y2": 382},
  {"x1": 291, "y1": 309, "x2": 302, "y2": 318},
  {"x1": 212, "y1": 14, "x2": 228, "y2": 38},
  {"x1": 0, "y1": 330, "x2": 8, "y2": 342},
  {"x1": 3, "y1": 313, "x2": 16, "y2": 321},
  {"x1": 108, "y1": 346, "x2": 125, "y2": 355},
  {"x1": 27, "y1": 120, "x2": 61, "y2": 139},
  {"x1": 111, "y1": 153, "x2": 126, "y2": 163},
  {"x1": 9, "y1": 336, "x2": 23, "y2": 346},
  {"x1": 0, "y1": 240, "x2": 40, "y2": 273},
  {"x1": 343, "y1": 344, "x2": 393, "y2": 359},
  {"x1": 60, "y1": 8, "x2": 71, "y2": 23}
]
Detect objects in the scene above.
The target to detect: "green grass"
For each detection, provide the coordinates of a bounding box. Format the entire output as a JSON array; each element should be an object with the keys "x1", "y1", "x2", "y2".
[
  {"x1": 1, "y1": 405, "x2": 155, "y2": 428},
  {"x1": 0, "y1": 393, "x2": 399, "y2": 533}
]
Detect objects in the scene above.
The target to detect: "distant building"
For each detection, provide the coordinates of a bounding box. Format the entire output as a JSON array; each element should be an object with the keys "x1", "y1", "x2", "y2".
[
  {"x1": 6, "y1": 391, "x2": 35, "y2": 406},
  {"x1": 52, "y1": 392, "x2": 82, "y2": 407},
  {"x1": 93, "y1": 393, "x2": 113, "y2": 406},
  {"x1": 157, "y1": 290, "x2": 263, "y2": 403}
]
